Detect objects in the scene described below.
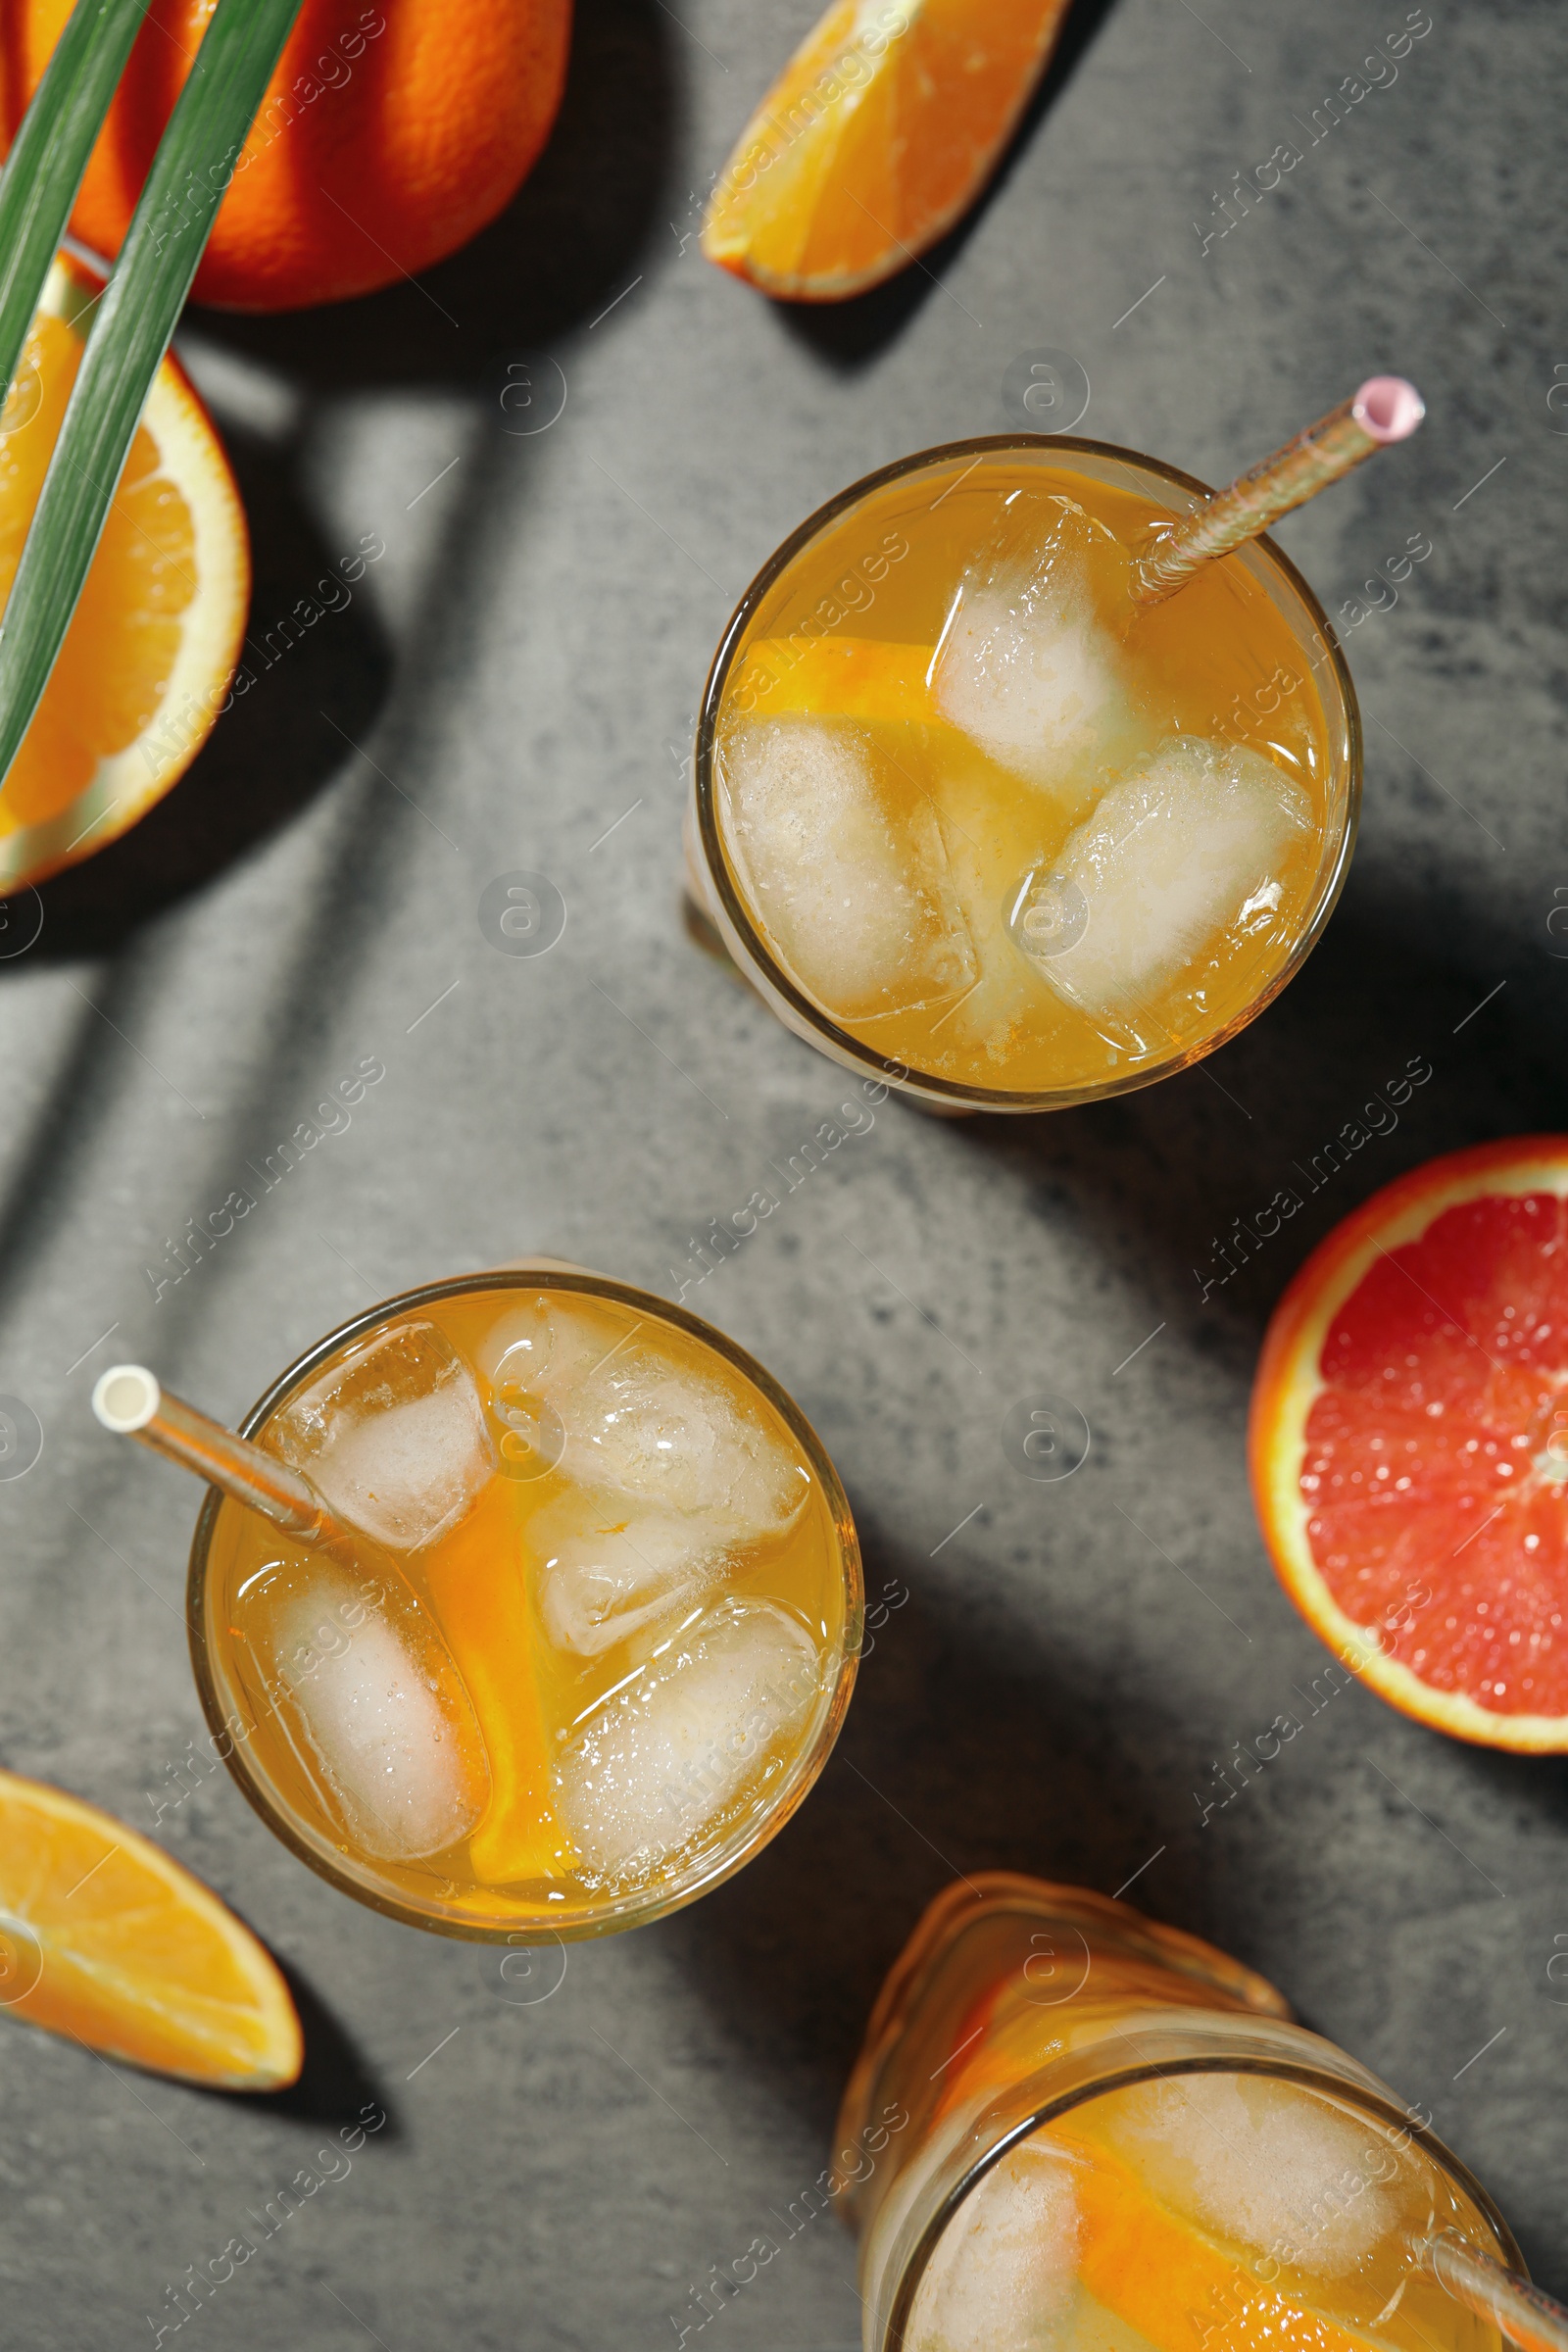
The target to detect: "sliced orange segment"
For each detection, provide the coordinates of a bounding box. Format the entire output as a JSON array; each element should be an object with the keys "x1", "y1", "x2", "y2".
[
  {"x1": 1250, "y1": 1138, "x2": 1568, "y2": 1751},
  {"x1": 0, "y1": 254, "x2": 248, "y2": 891},
  {"x1": 419, "y1": 1481, "x2": 576, "y2": 1885},
  {"x1": 0, "y1": 1769, "x2": 301, "y2": 2087},
  {"x1": 731, "y1": 636, "x2": 941, "y2": 725},
  {"x1": 702, "y1": 0, "x2": 1074, "y2": 301},
  {"x1": 1058, "y1": 2128, "x2": 1389, "y2": 2352}
]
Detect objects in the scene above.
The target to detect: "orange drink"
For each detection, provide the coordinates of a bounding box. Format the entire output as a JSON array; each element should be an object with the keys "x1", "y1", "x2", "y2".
[
  {"x1": 690, "y1": 437, "x2": 1359, "y2": 1112},
  {"x1": 188, "y1": 1270, "x2": 860, "y2": 1939},
  {"x1": 836, "y1": 1874, "x2": 1522, "y2": 2349}
]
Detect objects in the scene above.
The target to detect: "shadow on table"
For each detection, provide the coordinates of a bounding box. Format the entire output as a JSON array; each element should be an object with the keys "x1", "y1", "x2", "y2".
[
  {"x1": 177, "y1": 1955, "x2": 404, "y2": 2139},
  {"x1": 660, "y1": 1506, "x2": 1184, "y2": 2139},
  {"x1": 779, "y1": 0, "x2": 1123, "y2": 373},
  {"x1": 662, "y1": 868, "x2": 1568, "y2": 2145},
  {"x1": 5, "y1": 0, "x2": 680, "y2": 959},
  {"x1": 930, "y1": 874, "x2": 1567, "y2": 1350}
]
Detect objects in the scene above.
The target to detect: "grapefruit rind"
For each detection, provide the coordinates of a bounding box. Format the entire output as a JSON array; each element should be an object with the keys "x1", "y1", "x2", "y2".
[
  {"x1": 0, "y1": 1767, "x2": 302, "y2": 2088},
  {"x1": 0, "y1": 257, "x2": 249, "y2": 894},
  {"x1": 1250, "y1": 1137, "x2": 1568, "y2": 1753}
]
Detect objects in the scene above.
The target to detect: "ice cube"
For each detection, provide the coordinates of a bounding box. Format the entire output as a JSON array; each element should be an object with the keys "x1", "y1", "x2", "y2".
[
  {"x1": 270, "y1": 1319, "x2": 496, "y2": 1552},
  {"x1": 477, "y1": 1297, "x2": 811, "y2": 1543},
  {"x1": 1019, "y1": 737, "x2": 1312, "y2": 1035},
  {"x1": 906, "y1": 2139, "x2": 1080, "y2": 2352},
  {"x1": 931, "y1": 493, "x2": 1136, "y2": 800},
  {"x1": 557, "y1": 1336, "x2": 811, "y2": 1541},
  {"x1": 553, "y1": 1602, "x2": 819, "y2": 1884},
  {"x1": 717, "y1": 712, "x2": 979, "y2": 1021},
  {"x1": 1100, "y1": 2075, "x2": 1397, "y2": 2275},
  {"x1": 241, "y1": 1554, "x2": 491, "y2": 1862},
  {"x1": 530, "y1": 1494, "x2": 729, "y2": 1657}
]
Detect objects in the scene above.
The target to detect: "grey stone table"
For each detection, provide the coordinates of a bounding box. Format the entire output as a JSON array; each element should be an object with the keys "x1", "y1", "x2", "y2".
[{"x1": 1, "y1": 0, "x2": 1564, "y2": 2339}]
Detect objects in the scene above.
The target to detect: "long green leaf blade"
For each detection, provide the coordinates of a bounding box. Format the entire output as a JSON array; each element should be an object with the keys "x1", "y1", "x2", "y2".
[
  {"x1": 0, "y1": 0, "x2": 148, "y2": 418},
  {"x1": 0, "y1": 0, "x2": 304, "y2": 796}
]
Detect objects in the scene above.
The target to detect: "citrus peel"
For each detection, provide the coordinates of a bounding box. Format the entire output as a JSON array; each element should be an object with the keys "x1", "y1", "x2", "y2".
[
  {"x1": 1250, "y1": 1138, "x2": 1568, "y2": 1751},
  {"x1": 0, "y1": 1767, "x2": 302, "y2": 2087},
  {"x1": 703, "y1": 0, "x2": 1075, "y2": 301}
]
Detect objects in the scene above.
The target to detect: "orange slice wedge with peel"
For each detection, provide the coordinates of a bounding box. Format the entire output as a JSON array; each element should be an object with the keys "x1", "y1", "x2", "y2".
[
  {"x1": 419, "y1": 1481, "x2": 576, "y2": 1886},
  {"x1": 1057, "y1": 2127, "x2": 1393, "y2": 2351},
  {"x1": 0, "y1": 254, "x2": 248, "y2": 893},
  {"x1": 0, "y1": 1768, "x2": 301, "y2": 2087},
  {"x1": 1250, "y1": 1138, "x2": 1568, "y2": 1751},
  {"x1": 730, "y1": 636, "x2": 940, "y2": 726},
  {"x1": 702, "y1": 0, "x2": 1075, "y2": 301}
]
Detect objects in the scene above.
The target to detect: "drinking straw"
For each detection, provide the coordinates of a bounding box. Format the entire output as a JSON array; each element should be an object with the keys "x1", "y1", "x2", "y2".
[
  {"x1": 1131, "y1": 376, "x2": 1425, "y2": 604},
  {"x1": 91, "y1": 1364, "x2": 352, "y2": 1556},
  {"x1": 1419, "y1": 2230, "x2": 1568, "y2": 2352}
]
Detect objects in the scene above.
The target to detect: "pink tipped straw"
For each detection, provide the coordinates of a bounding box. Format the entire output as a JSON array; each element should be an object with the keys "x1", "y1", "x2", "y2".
[{"x1": 1132, "y1": 375, "x2": 1424, "y2": 604}]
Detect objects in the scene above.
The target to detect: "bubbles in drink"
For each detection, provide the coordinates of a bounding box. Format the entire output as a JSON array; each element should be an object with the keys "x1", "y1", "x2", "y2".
[
  {"x1": 238, "y1": 1553, "x2": 491, "y2": 1862},
  {"x1": 553, "y1": 1601, "x2": 820, "y2": 1886},
  {"x1": 270, "y1": 1319, "x2": 495, "y2": 1552},
  {"x1": 1026, "y1": 736, "x2": 1312, "y2": 1041},
  {"x1": 717, "y1": 712, "x2": 979, "y2": 1023}
]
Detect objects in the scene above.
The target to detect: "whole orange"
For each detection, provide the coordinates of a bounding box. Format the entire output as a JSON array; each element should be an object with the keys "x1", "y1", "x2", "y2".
[{"x1": 0, "y1": 0, "x2": 572, "y2": 312}]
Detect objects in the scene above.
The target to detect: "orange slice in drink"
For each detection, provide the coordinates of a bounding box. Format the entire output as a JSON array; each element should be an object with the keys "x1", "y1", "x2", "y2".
[
  {"x1": 419, "y1": 1481, "x2": 576, "y2": 1886},
  {"x1": 702, "y1": 0, "x2": 1074, "y2": 300},
  {"x1": 1057, "y1": 2128, "x2": 1393, "y2": 2351},
  {"x1": 0, "y1": 1769, "x2": 301, "y2": 2087},
  {"x1": 729, "y1": 637, "x2": 940, "y2": 725},
  {"x1": 0, "y1": 254, "x2": 248, "y2": 892},
  {"x1": 1250, "y1": 1138, "x2": 1568, "y2": 1750}
]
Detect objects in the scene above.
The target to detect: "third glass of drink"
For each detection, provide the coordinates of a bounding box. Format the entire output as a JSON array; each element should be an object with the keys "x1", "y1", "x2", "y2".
[
  {"x1": 185, "y1": 1269, "x2": 859, "y2": 1939},
  {"x1": 689, "y1": 434, "x2": 1360, "y2": 1112},
  {"x1": 836, "y1": 1873, "x2": 1544, "y2": 2350}
]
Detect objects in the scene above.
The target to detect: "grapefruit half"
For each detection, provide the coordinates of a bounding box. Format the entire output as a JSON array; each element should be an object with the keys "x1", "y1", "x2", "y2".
[{"x1": 1250, "y1": 1138, "x2": 1568, "y2": 1751}]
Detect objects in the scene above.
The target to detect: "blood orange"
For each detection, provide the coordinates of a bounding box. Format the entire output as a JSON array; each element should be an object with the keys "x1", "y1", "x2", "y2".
[{"x1": 1250, "y1": 1138, "x2": 1568, "y2": 1751}]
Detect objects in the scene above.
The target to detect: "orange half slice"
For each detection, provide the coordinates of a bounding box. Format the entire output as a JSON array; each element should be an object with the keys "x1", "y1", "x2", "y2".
[{"x1": 0, "y1": 254, "x2": 249, "y2": 891}]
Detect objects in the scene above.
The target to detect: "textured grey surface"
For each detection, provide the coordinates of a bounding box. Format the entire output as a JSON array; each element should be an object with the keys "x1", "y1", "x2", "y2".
[{"x1": 1, "y1": 0, "x2": 1565, "y2": 2339}]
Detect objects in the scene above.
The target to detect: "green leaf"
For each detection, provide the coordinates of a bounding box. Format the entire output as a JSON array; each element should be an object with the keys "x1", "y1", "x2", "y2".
[
  {"x1": 0, "y1": 0, "x2": 306, "y2": 798},
  {"x1": 0, "y1": 0, "x2": 148, "y2": 424}
]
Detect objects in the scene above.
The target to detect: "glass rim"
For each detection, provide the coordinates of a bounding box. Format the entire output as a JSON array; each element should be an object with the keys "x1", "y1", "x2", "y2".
[
  {"x1": 185, "y1": 1263, "x2": 863, "y2": 1944},
  {"x1": 694, "y1": 430, "x2": 1364, "y2": 1113},
  {"x1": 879, "y1": 2036, "x2": 1524, "y2": 2352}
]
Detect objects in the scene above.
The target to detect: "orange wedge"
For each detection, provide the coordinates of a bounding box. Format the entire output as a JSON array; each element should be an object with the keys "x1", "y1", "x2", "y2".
[
  {"x1": 731, "y1": 636, "x2": 941, "y2": 724},
  {"x1": 0, "y1": 1768, "x2": 301, "y2": 2087},
  {"x1": 702, "y1": 0, "x2": 1074, "y2": 301},
  {"x1": 418, "y1": 1481, "x2": 575, "y2": 1886},
  {"x1": 1057, "y1": 2128, "x2": 1391, "y2": 2351},
  {"x1": 0, "y1": 254, "x2": 249, "y2": 893},
  {"x1": 1251, "y1": 1138, "x2": 1568, "y2": 1752}
]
